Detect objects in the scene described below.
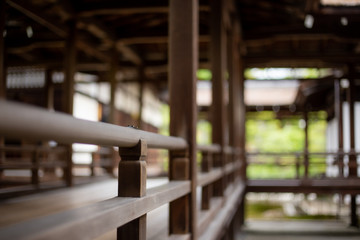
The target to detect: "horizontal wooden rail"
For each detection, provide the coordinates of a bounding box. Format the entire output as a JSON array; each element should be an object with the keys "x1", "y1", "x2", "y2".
[
  {"x1": 197, "y1": 168, "x2": 222, "y2": 187},
  {"x1": 247, "y1": 151, "x2": 360, "y2": 156},
  {"x1": 0, "y1": 100, "x2": 187, "y2": 150},
  {"x1": 197, "y1": 144, "x2": 221, "y2": 153},
  {"x1": 0, "y1": 181, "x2": 191, "y2": 240},
  {"x1": 0, "y1": 145, "x2": 67, "y2": 153}
]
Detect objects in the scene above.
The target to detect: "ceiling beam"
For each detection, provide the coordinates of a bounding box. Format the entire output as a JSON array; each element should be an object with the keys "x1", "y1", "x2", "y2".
[
  {"x1": 78, "y1": 5, "x2": 210, "y2": 17},
  {"x1": 6, "y1": 0, "x2": 67, "y2": 38}
]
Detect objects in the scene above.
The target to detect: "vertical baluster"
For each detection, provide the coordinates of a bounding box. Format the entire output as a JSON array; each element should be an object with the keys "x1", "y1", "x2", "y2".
[
  {"x1": 201, "y1": 151, "x2": 213, "y2": 210},
  {"x1": 117, "y1": 139, "x2": 147, "y2": 240}
]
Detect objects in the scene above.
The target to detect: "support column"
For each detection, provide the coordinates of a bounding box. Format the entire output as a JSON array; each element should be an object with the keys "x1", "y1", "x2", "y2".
[
  {"x1": 169, "y1": 0, "x2": 198, "y2": 238},
  {"x1": 303, "y1": 109, "x2": 309, "y2": 178},
  {"x1": 347, "y1": 71, "x2": 358, "y2": 228},
  {"x1": 137, "y1": 66, "x2": 145, "y2": 129},
  {"x1": 45, "y1": 69, "x2": 54, "y2": 110},
  {"x1": 109, "y1": 50, "x2": 118, "y2": 125},
  {"x1": 210, "y1": 0, "x2": 227, "y2": 197},
  {"x1": 334, "y1": 79, "x2": 344, "y2": 177},
  {"x1": 0, "y1": 0, "x2": 6, "y2": 99},
  {"x1": 63, "y1": 19, "x2": 77, "y2": 187},
  {"x1": 0, "y1": 1, "x2": 6, "y2": 179}
]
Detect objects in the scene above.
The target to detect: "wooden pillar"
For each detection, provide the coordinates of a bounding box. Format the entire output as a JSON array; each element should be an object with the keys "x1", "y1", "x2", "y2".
[
  {"x1": 347, "y1": 72, "x2": 358, "y2": 228},
  {"x1": 334, "y1": 79, "x2": 344, "y2": 177},
  {"x1": 45, "y1": 69, "x2": 54, "y2": 110},
  {"x1": 238, "y1": 51, "x2": 247, "y2": 227},
  {"x1": 31, "y1": 150, "x2": 39, "y2": 187},
  {"x1": 63, "y1": 19, "x2": 77, "y2": 187},
  {"x1": 109, "y1": 50, "x2": 118, "y2": 125},
  {"x1": 211, "y1": 0, "x2": 227, "y2": 197},
  {"x1": 137, "y1": 67, "x2": 145, "y2": 129},
  {"x1": 169, "y1": 0, "x2": 198, "y2": 238},
  {"x1": 63, "y1": 20, "x2": 77, "y2": 115},
  {"x1": 0, "y1": 0, "x2": 6, "y2": 99},
  {"x1": 0, "y1": 1, "x2": 6, "y2": 178},
  {"x1": 303, "y1": 109, "x2": 309, "y2": 178},
  {"x1": 117, "y1": 140, "x2": 147, "y2": 240},
  {"x1": 201, "y1": 151, "x2": 213, "y2": 210}
]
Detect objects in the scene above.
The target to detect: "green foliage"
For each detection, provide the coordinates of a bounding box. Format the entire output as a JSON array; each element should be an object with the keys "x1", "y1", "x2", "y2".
[
  {"x1": 197, "y1": 69, "x2": 212, "y2": 80},
  {"x1": 246, "y1": 112, "x2": 305, "y2": 152},
  {"x1": 246, "y1": 201, "x2": 283, "y2": 219},
  {"x1": 197, "y1": 120, "x2": 212, "y2": 144}
]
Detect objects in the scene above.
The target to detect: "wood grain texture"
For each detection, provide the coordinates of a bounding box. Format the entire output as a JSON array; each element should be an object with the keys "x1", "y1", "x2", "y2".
[
  {"x1": 0, "y1": 100, "x2": 187, "y2": 150},
  {"x1": 0, "y1": 181, "x2": 190, "y2": 240}
]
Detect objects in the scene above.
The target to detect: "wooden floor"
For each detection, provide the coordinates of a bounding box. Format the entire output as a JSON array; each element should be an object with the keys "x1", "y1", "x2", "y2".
[
  {"x1": 0, "y1": 178, "x2": 170, "y2": 240},
  {"x1": 237, "y1": 219, "x2": 360, "y2": 240}
]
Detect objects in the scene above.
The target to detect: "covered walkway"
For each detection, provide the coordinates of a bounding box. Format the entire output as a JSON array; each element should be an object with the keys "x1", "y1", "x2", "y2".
[{"x1": 238, "y1": 220, "x2": 360, "y2": 240}]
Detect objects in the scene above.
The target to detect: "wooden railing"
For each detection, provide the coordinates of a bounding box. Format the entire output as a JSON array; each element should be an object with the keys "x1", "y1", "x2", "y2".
[
  {"x1": 0, "y1": 100, "x2": 245, "y2": 240},
  {"x1": 247, "y1": 151, "x2": 360, "y2": 179},
  {"x1": 0, "y1": 145, "x2": 67, "y2": 187},
  {"x1": 246, "y1": 151, "x2": 360, "y2": 194}
]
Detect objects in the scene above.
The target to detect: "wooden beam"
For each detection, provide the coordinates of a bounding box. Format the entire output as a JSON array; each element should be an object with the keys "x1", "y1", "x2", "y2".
[
  {"x1": 6, "y1": 0, "x2": 67, "y2": 38},
  {"x1": 78, "y1": 5, "x2": 210, "y2": 17},
  {"x1": 169, "y1": 0, "x2": 198, "y2": 238}
]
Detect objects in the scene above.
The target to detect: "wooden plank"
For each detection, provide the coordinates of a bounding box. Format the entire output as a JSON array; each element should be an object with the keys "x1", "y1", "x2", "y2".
[
  {"x1": 169, "y1": 0, "x2": 198, "y2": 238},
  {"x1": 0, "y1": 181, "x2": 191, "y2": 240},
  {"x1": 0, "y1": 100, "x2": 187, "y2": 150}
]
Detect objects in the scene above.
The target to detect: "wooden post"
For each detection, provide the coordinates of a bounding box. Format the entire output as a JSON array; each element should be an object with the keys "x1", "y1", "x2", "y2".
[
  {"x1": 109, "y1": 50, "x2": 118, "y2": 125},
  {"x1": 169, "y1": 0, "x2": 198, "y2": 238},
  {"x1": 334, "y1": 79, "x2": 344, "y2": 177},
  {"x1": 303, "y1": 109, "x2": 309, "y2": 179},
  {"x1": 201, "y1": 151, "x2": 213, "y2": 210},
  {"x1": 31, "y1": 149, "x2": 39, "y2": 187},
  {"x1": 45, "y1": 69, "x2": 54, "y2": 110},
  {"x1": 63, "y1": 19, "x2": 77, "y2": 187},
  {"x1": 211, "y1": 0, "x2": 227, "y2": 197},
  {"x1": 347, "y1": 71, "x2": 358, "y2": 228},
  {"x1": 137, "y1": 66, "x2": 145, "y2": 129},
  {"x1": 117, "y1": 139, "x2": 147, "y2": 240},
  {"x1": 0, "y1": 0, "x2": 6, "y2": 100}
]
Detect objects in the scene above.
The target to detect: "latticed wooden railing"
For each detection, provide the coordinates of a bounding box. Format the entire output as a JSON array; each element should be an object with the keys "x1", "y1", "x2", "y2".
[
  {"x1": 0, "y1": 100, "x2": 245, "y2": 240},
  {"x1": 247, "y1": 151, "x2": 360, "y2": 194}
]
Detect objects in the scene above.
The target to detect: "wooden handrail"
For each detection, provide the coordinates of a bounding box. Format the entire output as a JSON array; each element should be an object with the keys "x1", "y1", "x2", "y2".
[
  {"x1": 197, "y1": 144, "x2": 221, "y2": 153},
  {"x1": 247, "y1": 151, "x2": 360, "y2": 156},
  {"x1": 0, "y1": 100, "x2": 187, "y2": 150}
]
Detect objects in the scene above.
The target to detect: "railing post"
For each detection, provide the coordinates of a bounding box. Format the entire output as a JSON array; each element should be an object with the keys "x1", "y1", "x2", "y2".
[
  {"x1": 117, "y1": 139, "x2": 147, "y2": 240},
  {"x1": 169, "y1": 0, "x2": 198, "y2": 238},
  {"x1": 31, "y1": 149, "x2": 39, "y2": 187},
  {"x1": 169, "y1": 150, "x2": 190, "y2": 234},
  {"x1": 201, "y1": 151, "x2": 213, "y2": 210},
  {"x1": 295, "y1": 153, "x2": 300, "y2": 179}
]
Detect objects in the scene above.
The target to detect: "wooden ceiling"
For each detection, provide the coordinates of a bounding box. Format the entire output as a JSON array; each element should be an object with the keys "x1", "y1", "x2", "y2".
[{"x1": 3, "y1": 0, "x2": 360, "y2": 110}]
